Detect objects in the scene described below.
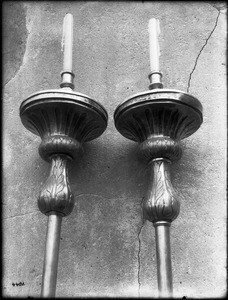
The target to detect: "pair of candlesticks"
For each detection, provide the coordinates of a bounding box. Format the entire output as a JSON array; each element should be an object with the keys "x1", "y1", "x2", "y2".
[{"x1": 19, "y1": 15, "x2": 203, "y2": 299}]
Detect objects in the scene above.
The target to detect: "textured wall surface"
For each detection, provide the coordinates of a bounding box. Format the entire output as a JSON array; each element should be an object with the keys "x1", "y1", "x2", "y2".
[{"x1": 3, "y1": 1, "x2": 227, "y2": 298}]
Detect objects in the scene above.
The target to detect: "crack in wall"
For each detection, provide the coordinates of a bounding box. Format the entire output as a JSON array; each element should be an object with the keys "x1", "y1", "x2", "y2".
[
  {"x1": 209, "y1": 2, "x2": 227, "y2": 12},
  {"x1": 187, "y1": 10, "x2": 221, "y2": 92},
  {"x1": 137, "y1": 197, "x2": 145, "y2": 297}
]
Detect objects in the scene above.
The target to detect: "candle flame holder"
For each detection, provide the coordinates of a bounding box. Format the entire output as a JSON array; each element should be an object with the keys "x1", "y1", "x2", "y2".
[
  {"x1": 19, "y1": 25, "x2": 108, "y2": 298},
  {"x1": 114, "y1": 71, "x2": 203, "y2": 297}
]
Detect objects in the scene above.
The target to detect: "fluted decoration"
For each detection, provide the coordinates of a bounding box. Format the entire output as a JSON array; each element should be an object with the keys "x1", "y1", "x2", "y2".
[
  {"x1": 23, "y1": 99, "x2": 104, "y2": 142},
  {"x1": 114, "y1": 90, "x2": 202, "y2": 143},
  {"x1": 20, "y1": 89, "x2": 108, "y2": 162}
]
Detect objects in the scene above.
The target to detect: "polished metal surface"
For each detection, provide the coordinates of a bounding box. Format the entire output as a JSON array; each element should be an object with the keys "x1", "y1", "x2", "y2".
[
  {"x1": 144, "y1": 159, "x2": 178, "y2": 297},
  {"x1": 19, "y1": 89, "x2": 108, "y2": 143},
  {"x1": 19, "y1": 15, "x2": 108, "y2": 297},
  {"x1": 114, "y1": 89, "x2": 203, "y2": 142},
  {"x1": 143, "y1": 159, "x2": 180, "y2": 224},
  {"x1": 154, "y1": 222, "x2": 173, "y2": 298},
  {"x1": 20, "y1": 86, "x2": 108, "y2": 296},
  {"x1": 148, "y1": 71, "x2": 163, "y2": 89},
  {"x1": 114, "y1": 75, "x2": 203, "y2": 297},
  {"x1": 41, "y1": 214, "x2": 62, "y2": 298}
]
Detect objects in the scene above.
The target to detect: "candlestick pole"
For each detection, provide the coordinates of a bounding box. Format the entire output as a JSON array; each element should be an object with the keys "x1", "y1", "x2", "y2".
[
  {"x1": 41, "y1": 214, "x2": 62, "y2": 297},
  {"x1": 155, "y1": 222, "x2": 173, "y2": 297}
]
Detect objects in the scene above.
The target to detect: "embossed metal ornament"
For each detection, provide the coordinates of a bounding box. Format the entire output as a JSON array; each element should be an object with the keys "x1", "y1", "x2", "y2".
[
  {"x1": 19, "y1": 14, "x2": 108, "y2": 298},
  {"x1": 114, "y1": 72, "x2": 203, "y2": 297}
]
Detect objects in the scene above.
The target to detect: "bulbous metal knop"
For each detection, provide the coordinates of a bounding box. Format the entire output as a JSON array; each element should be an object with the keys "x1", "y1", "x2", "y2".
[{"x1": 137, "y1": 137, "x2": 182, "y2": 164}]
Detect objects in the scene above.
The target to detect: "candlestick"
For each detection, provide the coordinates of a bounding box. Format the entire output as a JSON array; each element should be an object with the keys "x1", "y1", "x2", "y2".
[
  {"x1": 114, "y1": 19, "x2": 203, "y2": 297},
  {"x1": 19, "y1": 13, "x2": 108, "y2": 297}
]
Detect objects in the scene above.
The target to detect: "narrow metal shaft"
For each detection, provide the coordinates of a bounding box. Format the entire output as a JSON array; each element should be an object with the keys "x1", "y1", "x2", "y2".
[
  {"x1": 41, "y1": 214, "x2": 62, "y2": 298},
  {"x1": 154, "y1": 222, "x2": 173, "y2": 298}
]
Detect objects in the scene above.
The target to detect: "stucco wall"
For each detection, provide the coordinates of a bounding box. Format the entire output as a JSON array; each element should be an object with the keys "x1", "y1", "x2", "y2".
[{"x1": 3, "y1": 1, "x2": 227, "y2": 298}]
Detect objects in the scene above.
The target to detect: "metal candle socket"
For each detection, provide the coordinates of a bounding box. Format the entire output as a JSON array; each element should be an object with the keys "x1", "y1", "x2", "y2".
[{"x1": 114, "y1": 86, "x2": 203, "y2": 297}]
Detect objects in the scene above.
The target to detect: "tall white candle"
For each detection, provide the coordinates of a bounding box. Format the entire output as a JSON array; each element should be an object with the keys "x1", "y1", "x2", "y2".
[
  {"x1": 62, "y1": 13, "x2": 73, "y2": 72},
  {"x1": 148, "y1": 18, "x2": 160, "y2": 72}
]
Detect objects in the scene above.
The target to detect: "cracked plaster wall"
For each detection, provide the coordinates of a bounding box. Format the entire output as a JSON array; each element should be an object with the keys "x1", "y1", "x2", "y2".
[{"x1": 2, "y1": 1, "x2": 227, "y2": 298}]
